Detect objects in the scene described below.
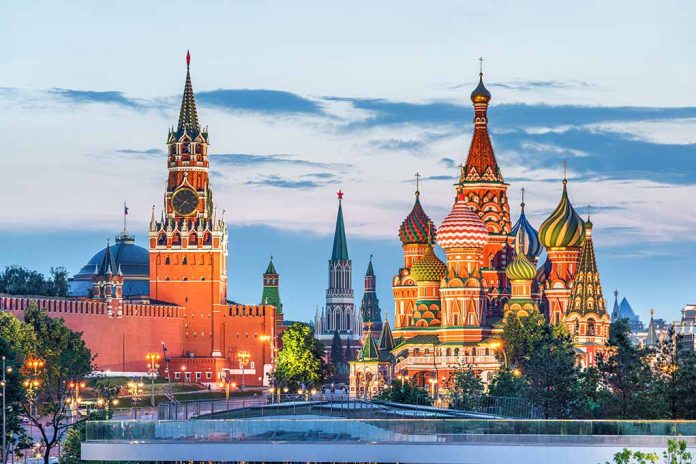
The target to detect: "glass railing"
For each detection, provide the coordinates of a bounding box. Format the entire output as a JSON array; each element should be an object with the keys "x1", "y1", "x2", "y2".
[{"x1": 86, "y1": 419, "x2": 696, "y2": 444}]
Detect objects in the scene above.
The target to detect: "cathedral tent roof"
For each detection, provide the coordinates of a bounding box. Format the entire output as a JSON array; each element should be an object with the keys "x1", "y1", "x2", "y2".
[{"x1": 331, "y1": 196, "x2": 349, "y2": 260}]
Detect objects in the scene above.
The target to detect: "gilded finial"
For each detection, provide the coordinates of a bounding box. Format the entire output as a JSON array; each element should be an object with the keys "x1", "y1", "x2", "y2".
[
  {"x1": 479, "y1": 56, "x2": 484, "y2": 76},
  {"x1": 415, "y1": 172, "x2": 421, "y2": 197},
  {"x1": 563, "y1": 160, "x2": 568, "y2": 186},
  {"x1": 520, "y1": 187, "x2": 526, "y2": 213}
]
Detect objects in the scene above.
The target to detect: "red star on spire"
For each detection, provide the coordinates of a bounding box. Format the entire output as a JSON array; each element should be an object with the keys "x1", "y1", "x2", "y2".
[
  {"x1": 186, "y1": 50, "x2": 191, "y2": 67},
  {"x1": 337, "y1": 190, "x2": 344, "y2": 200}
]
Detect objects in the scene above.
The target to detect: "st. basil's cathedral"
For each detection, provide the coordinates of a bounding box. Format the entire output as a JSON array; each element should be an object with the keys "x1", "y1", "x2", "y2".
[{"x1": 349, "y1": 70, "x2": 610, "y2": 397}]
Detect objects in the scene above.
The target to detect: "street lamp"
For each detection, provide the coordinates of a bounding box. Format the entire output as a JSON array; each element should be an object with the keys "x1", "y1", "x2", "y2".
[
  {"x1": 2, "y1": 356, "x2": 13, "y2": 464},
  {"x1": 428, "y1": 378, "x2": 437, "y2": 397},
  {"x1": 237, "y1": 351, "x2": 250, "y2": 390},
  {"x1": 146, "y1": 352, "x2": 161, "y2": 407},
  {"x1": 489, "y1": 341, "x2": 508, "y2": 368},
  {"x1": 127, "y1": 380, "x2": 144, "y2": 419},
  {"x1": 180, "y1": 365, "x2": 186, "y2": 385}
]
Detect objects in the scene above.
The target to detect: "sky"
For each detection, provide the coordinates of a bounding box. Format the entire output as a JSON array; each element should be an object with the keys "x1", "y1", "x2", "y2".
[{"x1": 2, "y1": 0, "x2": 696, "y2": 324}]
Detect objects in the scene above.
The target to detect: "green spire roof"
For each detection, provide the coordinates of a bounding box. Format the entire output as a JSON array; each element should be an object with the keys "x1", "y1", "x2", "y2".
[
  {"x1": 332, "y1": 199, "x2": 349, "y2": 260},
  {"x1": 265, "y1": 256, "x2": 277, "y2": 275},
  {"x1": 178, "y1": 59, "x2": 200, "y2": 134},
  {"x1": 377, "y1": 319, "x2": 394, "y2": 352},
  {"x1": 359, "y1": 334, "x2": 380, "y2": 361}
]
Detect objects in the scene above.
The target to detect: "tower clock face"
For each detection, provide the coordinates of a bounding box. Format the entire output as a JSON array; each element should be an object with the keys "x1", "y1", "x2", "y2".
[{"x1": 172, "y1": 188, "x2": 199, "y2": 216}]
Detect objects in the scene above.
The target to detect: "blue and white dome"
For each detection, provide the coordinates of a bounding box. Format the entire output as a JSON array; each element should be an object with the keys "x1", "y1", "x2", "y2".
[{"x1": 510, "y1": 200, "x2": 542, "y2": 260}]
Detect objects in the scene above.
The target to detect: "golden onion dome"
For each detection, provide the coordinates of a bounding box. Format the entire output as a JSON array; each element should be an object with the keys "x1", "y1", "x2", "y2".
[
  {"x1": 411, "y1": 245, "x2": 447, "y2": 282},
  {"x1": 505, "y1": 253, "x2": 537, "y2": 281},
  {"x1": 539, "y1": 180, "x2": 585, "y2": 248},
  {"x1": 471, "y1": 72, "x2": 492, "y2": 104}
]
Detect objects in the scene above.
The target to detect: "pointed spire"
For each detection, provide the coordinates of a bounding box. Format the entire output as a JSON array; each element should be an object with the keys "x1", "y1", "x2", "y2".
[
  {"x1": 150, "y1": 205, "x2": 157, "y2": 231},
  {"x1": 331, "y1": 191, "x2": 349, "y2": 260},
  {"x1": 647, "y1": 308, "x2": 657, "y2": 347},
  {"x1": 377, "y1": 318, "x2": 395, "y2": 352},
  {"x1": 462, "y1": 61, "x2": 501, "y2": 184},
  {"x1": 359, "y1": 332, "x2": 380, "y2": 361},
  {"x1": 567, "y1": 217, "x2": 606, "y2": 316},
  {"x1": 366, "y1": 255, "x2": 374, "y2": 277},
  {"x1": 265, "y1": 256, "x2": 277, "y2": 275},
  {"x1": 177, "y1": 50, "x2": 200, "y2": 136}
]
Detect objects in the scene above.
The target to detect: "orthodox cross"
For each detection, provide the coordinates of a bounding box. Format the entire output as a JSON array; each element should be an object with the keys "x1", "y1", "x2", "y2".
[
  {"x1": 415, "y1": 172, "x2": 421, "y2": 195},
  {"x1": 520, "y1": 187, "x2": 526, "y2": 211},
  {"x1": 479, "y1": 56, "x2": 484, "y2": 74}
]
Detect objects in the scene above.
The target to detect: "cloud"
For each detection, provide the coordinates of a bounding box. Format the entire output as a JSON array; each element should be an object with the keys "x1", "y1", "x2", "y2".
[
  {"x1": 211, "y1": 153, "x2": 351, "y2": 170},
  {"x1": 245, "y1": 175, "x2": 328, "y2": 189},
  {"x1": 440, "y1": 157, "x2": 456, "y2": 168},
  {"x1": 197, "y1": 89, "x2": 322, "y2": 115},
  {"x1": 368, "y1": 138, "x2": 425, "y2": 152},
  {"x1": 448, "y1": 80, "x2": 596, "y2": 92},
  {"x1": 116, "y1": 148, "x2": 162, "y2": 156},
  {"x1": 49, "y1": 88, "x2": 141, "y2": 108}
]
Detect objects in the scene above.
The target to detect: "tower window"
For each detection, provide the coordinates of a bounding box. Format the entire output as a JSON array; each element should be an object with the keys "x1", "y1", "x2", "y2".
[
  {"x1": 165, "y1": 257, "x2": 171, "y2": 265},
  {"x1": 183, "y1": 256, "x2": 188, "y2": 265}
]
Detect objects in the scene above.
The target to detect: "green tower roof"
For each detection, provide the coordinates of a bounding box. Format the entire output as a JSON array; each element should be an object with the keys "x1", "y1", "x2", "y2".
[
  {"x1": 332, "y1": 198, "x2": 349, "y2": 260},
  {"x1": 265, "y1": 256, "x2": 277, "y2": 275},
  {"x1": 359, "y1": 334, "x2": 380, "y2": 361}
]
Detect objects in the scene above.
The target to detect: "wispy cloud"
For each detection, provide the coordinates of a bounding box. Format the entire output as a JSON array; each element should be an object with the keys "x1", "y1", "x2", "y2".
[
  {"x1": 440, "y1": 157, "x2": 457, "y2": 168},
  {"x1": 197, "y1": 89, "x2": 322, "y2": 115},
  {"x1": 368, "y1": 138, "x2": 425, "y2": 152},
  {"x1": 116, "y1": 148, "x2": 162, "y2": 156},
  {"x1": 211, "y1": 153, "x2": 351, "y2": 170},
  {"x1": 245, "y1": 175, "x2": 329, "y2": 189},
  {"x1": 49, "y1": 88, "x2": 141, "y2": 108}
]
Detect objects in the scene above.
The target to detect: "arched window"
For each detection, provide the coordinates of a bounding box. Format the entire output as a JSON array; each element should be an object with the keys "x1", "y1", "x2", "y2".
[
  {"x1": 587, "y1": 319, "x2": 596, "y2": 336},
  {"x1": 182, "y1": 256, "x2": 188, "y2": 265},
  {"x1": 165, "y1": 257, "x2": 171, "y2": 265}
]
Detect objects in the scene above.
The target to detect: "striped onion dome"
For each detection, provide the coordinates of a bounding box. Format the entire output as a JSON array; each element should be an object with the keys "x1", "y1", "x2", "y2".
[
  {"x1": 436, "y1": 199, "x2": 489, "y2": 250},
  {"x1": 539, "y1": 181, "x2": 585, "y2": 248},
  {"x1": 410, "y1": 244, "x2": 447, "y2": 282},
  {"x1": 506, "y1": 252, "x2": 537, "y2": 281},
  {"x1": 510, "y1": 204, "x2": 542, "y2": 259},
  {"x1": 399, "y1": 194, "x2": 436, "y2": 245}
]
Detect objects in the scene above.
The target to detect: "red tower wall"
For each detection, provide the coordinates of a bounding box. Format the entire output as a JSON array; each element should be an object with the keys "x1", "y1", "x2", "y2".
[{"x1": 1, "y1": 296, "x2": 185, "y2": 372}]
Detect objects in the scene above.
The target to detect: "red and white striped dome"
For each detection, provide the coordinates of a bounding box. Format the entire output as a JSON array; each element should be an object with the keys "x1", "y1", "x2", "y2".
[{"x1": 436, "y1": 200, "x2": 489, "y2": 250}]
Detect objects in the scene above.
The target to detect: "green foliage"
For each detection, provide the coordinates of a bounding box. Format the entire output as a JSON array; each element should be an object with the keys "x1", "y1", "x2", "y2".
[
  {"x1": 59, "y1": 426, "x2": 82, "y2": 464},
  {"x1": 500, "y1": 311, "x2": 581, "y2": 418},
  {"x1": 605, "y1": 439, "x2": 691, "y2": 464},
  {"x1": 0, "y1": 304, "x2": 94, "y2": 464},
  {"x1": 0, "y1": 265, "x2": 70, "y2": 296},
  {"x1": 597, "y1": 319, "x2": 659, "y2": 419},
  {"x1": 376, "y1": 379, "x2": 432, "y2": 406},
  {"x1": 330, "y1": 330, "x2": 346, "y2": 379},
  {"x1": 273, "y1": 322, "x2": 327, "y2": 389},
  {"x1": 488, "y1": 368, "x2": 525, "y2": 398}
]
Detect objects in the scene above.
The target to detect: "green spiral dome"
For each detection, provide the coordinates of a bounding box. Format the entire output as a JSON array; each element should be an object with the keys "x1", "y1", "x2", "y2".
[
  {"x1": 411, "y1": 245, "x2": 447, "y2": 282},
  {"x1": 538, "y1": 182, "x2": 585, "y2": 248},
  {"x1": 505, "y1": 253, "x2": 537, "y2": 281}
]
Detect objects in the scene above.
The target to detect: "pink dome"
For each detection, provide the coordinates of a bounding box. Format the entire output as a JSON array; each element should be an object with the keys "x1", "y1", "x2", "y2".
[{"x1": 436, "y1": 200, "x2": 489, "y2": 249}]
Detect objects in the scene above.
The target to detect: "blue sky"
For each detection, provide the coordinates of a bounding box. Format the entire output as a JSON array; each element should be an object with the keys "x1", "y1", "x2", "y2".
[{"x1": 2, "y1": 1, "x2": 696, "y2": 324}]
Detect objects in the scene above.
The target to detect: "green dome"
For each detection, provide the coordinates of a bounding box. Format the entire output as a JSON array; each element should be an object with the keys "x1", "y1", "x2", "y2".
[
  {"x1": 539, "y1": 181, "x2": 585, "y2": 248},
  {"x1": 505, "y1": 253, "x2": 537, "y2": 281},
  {"x1": 411, "y1": 245, "x2": 446, "y2": 282}
]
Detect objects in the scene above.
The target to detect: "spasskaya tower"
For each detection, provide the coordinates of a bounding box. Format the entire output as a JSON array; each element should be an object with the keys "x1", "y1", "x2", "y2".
[{"x1": 149, "y1": 51, "x2": 228, "y2": 358}]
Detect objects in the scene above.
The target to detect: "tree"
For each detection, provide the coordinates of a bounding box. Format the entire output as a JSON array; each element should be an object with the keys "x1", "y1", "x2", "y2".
[
  {"x1": 17, "y1": 305, "x2": 94, "y2": 464},
  {"x1": 273, "y1": 322, "x2": 327, "y2": 389},
  {"x1": 501, "y1": 311, "x2": 547, "y2": 371},
  {"x1": 0, "y1": 265, "x2": 70, "y2": 297},
  {"x1": 488, "y1": 368, "x2": 525, "y2": 398},
  {"x1": 0, "y1": 311, "x2": 36, "y2": 461},
  {"x1": 522, "y1": 323, "x2": 580, "y2": 418},
  {"x1": 596, "y1": 319, "x2": 657, "y2": 419},
  {"x1": 376, "y1": 379, "x2": 431, "y2": 406},
  {"x1": 329, "y1": 330, "x2": 345, "y2": 380}
]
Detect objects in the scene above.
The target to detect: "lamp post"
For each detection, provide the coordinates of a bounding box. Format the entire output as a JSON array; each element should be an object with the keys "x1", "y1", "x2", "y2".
[
  {"x1": 237, "y1": 351, "x2": 250, "y2": 391},
  {"x1": 180, "y1": 365, "x2": 186, "y2": 386},
  {"x1": 2, "y1": 356, "x2": 12, "y2": 464},
  {"x1": 145, "y1": 352, "x2": 161, "y2": 408},
  {"x1": 428, "y1": 378, "x2": 437, "y2": 398},
  {"x1": 127, "y1": 380, "x2": 144, "y2": 419},
  {"x1": 23, "y1": 358, "x2": 44, "y2": 417},
  {"x1": 67, "y1": 380, "x2": 86, "y2": 422}
]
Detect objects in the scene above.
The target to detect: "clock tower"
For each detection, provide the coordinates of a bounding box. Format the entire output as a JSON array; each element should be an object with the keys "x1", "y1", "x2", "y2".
[{"x1": 149, "y1": 51, "x2": 228, "y2": 358}]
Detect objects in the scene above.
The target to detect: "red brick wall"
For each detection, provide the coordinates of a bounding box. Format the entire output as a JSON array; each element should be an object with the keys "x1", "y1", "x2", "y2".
[{"x1": 1, "y1": 296, "x2": 185, "y2": 372}]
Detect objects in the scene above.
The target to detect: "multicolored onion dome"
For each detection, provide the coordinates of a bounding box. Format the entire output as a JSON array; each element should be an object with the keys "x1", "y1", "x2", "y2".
[
  {"x1": 471, "y1": 73, "x2": 492, "y2": 103},
  {"x1": 505, "y1": 253, "x2": 537, "y2": 281},
  {"x1": 436, "y1": 200, "x2": 489, "y2": 250},
  {"x1": 539, "y1": 182, "x2": 585, "y2": 248},
  {"x1": 511, "y1": 210, "x2": 542, "y2": 259},
  {"x1": 411, "y1": 245, "x2": 447, "y2": 282},
  {"x1": 399, "y1": 195, "x2": 436, "y2": 245}
]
